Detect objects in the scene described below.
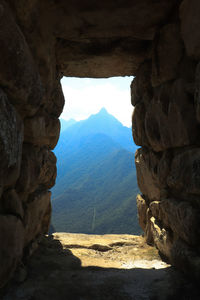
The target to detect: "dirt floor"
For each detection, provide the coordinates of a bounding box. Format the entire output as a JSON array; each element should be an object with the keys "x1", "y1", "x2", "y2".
[{"x1": 1, "y1": 233, "x2": 199, "y2": 300}]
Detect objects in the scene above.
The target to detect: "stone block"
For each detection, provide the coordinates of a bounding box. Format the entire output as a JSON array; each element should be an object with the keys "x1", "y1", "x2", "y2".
[
  {"x1": 131, "y1": 60, "x2": 152, "y2": 106},
  {"x1": 179, "y1": 55, "x2": 196, "y2": 84},
  {"x1": 135, "y1": 148, "x2": 166, "y2": 201},
  {"x1": 0, "y1": 89, "x2": 23, "y2": 187},
  {"x1": 150, "y1": 216, "x2": 173, "y2": 259},
  {"x1": 0, "y1": 215, "x2": 24, "y2": 288},
  {"x1": 0, "y1": 1, "x2": 44, "y2": 117},
  {"x1": 24, "y1": 115, "x2": 60, "y2": 149},
  {"x1": 46, "y1": 80, "x2": 65, "y2": 118},
  {"x1": 132, "y1": 103, "x2": 149, "y2": 147},
  {"x1": 171, "y1": 239, "x2": 200, "y2": 279},
  {"x1": 136, "y1": 194, "x2": 148, "y2": 231},
  {"x1": 145, "y1": 208, "x2": 154, "y2": 245},
  {"x1": 24, "y1": 190, "x2": 51, "y2": 245},
  {"x1": 38, "y1": 150, "x2": 57, "y2": 189},
  {"x1": 151, "y1": 23, "x2": 183, "y2": 87},
  {"x1": 167, "y1": 147, "x2": 200, "y2": 196},
  {"x1": 17, "y1": 145, "x2": 57, "y2": 198},
  {"x1": 149, "y1": 201, "x2": 160, "y2": 220},
  {"x1": 1, "y1": 189, "x2": 24, "y2": 219},
  {"x1": 194, "y1": 61, "x2": 200, "y2": 122},
  {"x1": 145, "y1": 79, "x2": 198, "y2": 151},
  {"x1": 180, "y1": 0, "x2": 200, "y2": 59},
  {"x1": 150, "y1": 199, "x2": 200, "y2": 245}
]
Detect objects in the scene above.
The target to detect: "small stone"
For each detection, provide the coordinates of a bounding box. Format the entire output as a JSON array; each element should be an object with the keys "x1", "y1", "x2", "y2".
[{"x1": 136, "y1": 194, "x2": 148, "y2": 232}]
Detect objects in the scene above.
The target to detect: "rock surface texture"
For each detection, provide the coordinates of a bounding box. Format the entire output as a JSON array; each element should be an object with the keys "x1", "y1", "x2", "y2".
[
  {"x1": 0, "y1": 0, "x2": 200, "y2": 288},
  {"x1": 132, "y1": 1, "x2": 200, "y2": 279}
]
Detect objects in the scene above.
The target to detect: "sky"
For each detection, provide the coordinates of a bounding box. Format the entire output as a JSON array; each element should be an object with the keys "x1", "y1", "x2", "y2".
[{"x1": 60, "y1": 76, "x2": 134, "y2": 127}]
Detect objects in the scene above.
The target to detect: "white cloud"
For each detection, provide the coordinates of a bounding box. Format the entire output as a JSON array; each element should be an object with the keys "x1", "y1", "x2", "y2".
[{"x1": 60, "y1": 77, "x2": 134, "y2": 127}]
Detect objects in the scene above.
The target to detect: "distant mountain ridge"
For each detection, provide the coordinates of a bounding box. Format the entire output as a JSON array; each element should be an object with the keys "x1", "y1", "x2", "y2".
[
  {"x1": 58, "y1": 108, "x2": 136, "y2": 153},
  {"x1": 60, "y1": 118, "x2": 76, "y2": 131},
  {"x1": 51, "y1": 108, "x2": 140, "y2": 234}
]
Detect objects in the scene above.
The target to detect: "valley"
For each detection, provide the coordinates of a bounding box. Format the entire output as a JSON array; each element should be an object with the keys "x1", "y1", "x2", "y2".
[{"x1": 51, "y1": 108, "x2": 140, "y2": 234}]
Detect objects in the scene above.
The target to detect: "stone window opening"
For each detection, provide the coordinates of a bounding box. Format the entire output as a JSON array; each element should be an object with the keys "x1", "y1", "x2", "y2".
[{"x1": 50, "y1": 76, "x2": 141, "y2": 235}]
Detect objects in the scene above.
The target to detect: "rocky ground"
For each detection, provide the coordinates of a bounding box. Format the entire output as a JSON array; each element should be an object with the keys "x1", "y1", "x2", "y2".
[{"x1": 1, "y1": 233, "x2": 199, "y2": 300}]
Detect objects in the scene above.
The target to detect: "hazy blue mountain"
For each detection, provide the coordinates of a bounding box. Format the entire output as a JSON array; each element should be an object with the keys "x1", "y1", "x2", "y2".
[
  {"x1": 51, "y1": 108, "x2": 140, "y2": 234},
  {"x1": 60, "y1": 118, "x2": 76, "y2": 132},
  {"x1": 57, "y1": 108, "x2": 136, "y2": 153}
]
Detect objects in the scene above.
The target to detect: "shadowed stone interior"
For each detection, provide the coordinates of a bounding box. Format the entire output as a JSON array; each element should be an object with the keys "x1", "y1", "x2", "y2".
[{"x1": 1, "y1": 0, "x2": 200, "y2": 287}]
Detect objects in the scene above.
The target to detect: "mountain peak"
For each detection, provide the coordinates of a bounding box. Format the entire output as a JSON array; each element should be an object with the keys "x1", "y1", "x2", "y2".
[{"x1": 98, "y1": 107, "x2": 109, "y2": 115}]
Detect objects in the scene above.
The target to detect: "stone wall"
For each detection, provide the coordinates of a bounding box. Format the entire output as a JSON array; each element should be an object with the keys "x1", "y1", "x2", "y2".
[
  {"x1": 0, "y1": 0, "x2": 199, "y2": 288},
  {"x1": 0, "y1": 0, "x2": 60, "y2": 287},
  {"x1": 133, "y1": 1, "x2": 200, "y2": 277}
]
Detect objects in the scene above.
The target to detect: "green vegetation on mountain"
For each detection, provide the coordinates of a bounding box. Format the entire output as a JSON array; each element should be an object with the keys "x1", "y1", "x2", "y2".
[{"x1": 51, "y1": 108, "x2": 141, "y2": 234}]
